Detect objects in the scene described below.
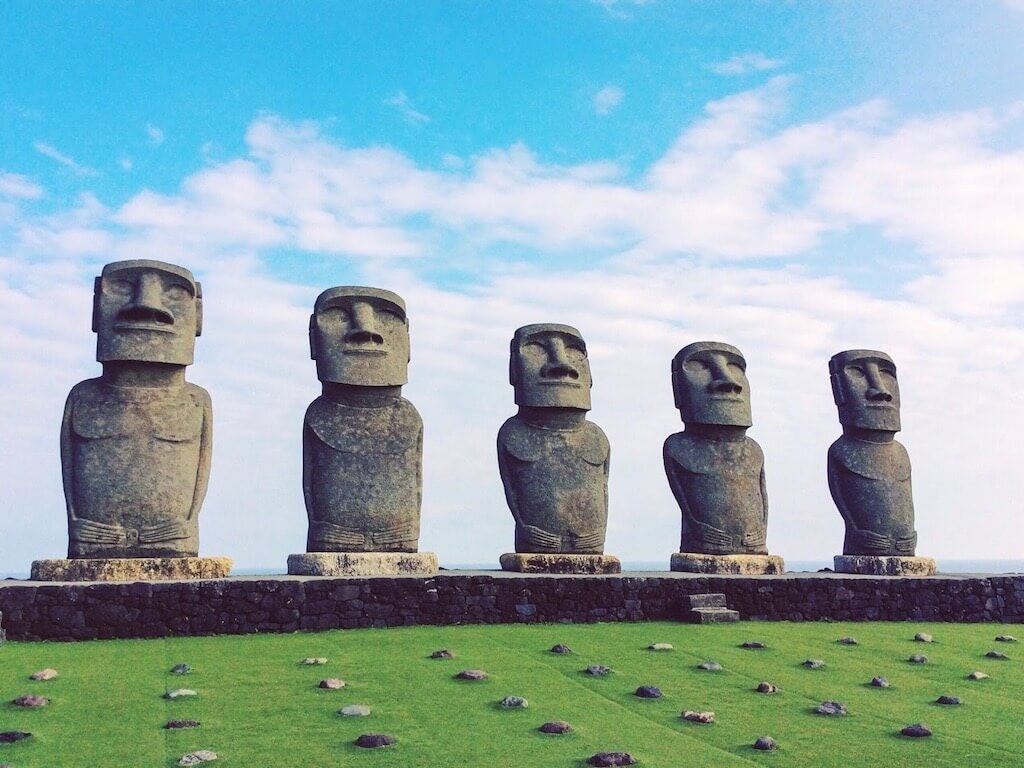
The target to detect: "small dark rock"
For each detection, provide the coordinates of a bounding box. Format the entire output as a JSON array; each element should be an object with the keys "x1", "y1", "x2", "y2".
[
  {"x1": 756, "y1": 681, "x2": 778, "y2": 694},
  {"x1": 802, "y1": 659, "x2": 825, "y2": 669},
  {"x1": 165, "y1": 720, "x2": 201, "y2": 729},
  {"x1": 29, "y1": 668, "x2": 58, "y2": 681},
  {"x1": 301, "y1": 657, "x2": 327, "y2": 665},
  {"x1": 995, "y1": 635, "x2": 1017, "y2": 643},
  {"x1": 647, "y1": 642, "x2": 673, "y2": 651},
  {"x1": 753, "y1": 736, "x2": 778, "y2": 751},
  {"x1": 967, "y1": 671, "x2": 989, "y2": 680},
  {"x1": 697, "y1": 660, "x2": 722, "y2": 671},
  {"x1": 456, "y1": 669, "x2": 487, "y2": 681},
  {"x1": 354, "y1": 733, "x2": 396, "y2": 749},
  {"x1": 914, "y1": 632, "x2": 934, "y2": 643},
  {"x1": 550, "y1": 644, "x2": 572, "y2": 654},
  {"x1": 634, "y1": 685, "x2": 662, "y2": 699},
  {"x1": 588, "y1": 752, "x2": 637, "y2": 766},
  {"x1": 740, "y1": 641, "x2": 767, "y2": 650},
  {"x1": 870, "y1": 676, "x2": 890, "y2": 688},
  {"x1": 0, "y1": 731, "x2": 31, "y2": 743},
  {"x1": 584, "y1": 665, "x2": 611, "y2": 676},
  {"x1": 318, "y1": 678, "x2": 345, "y2": 690},
  {"x1": 170, "y1": 663, "x2": 192, "y2": 675},
  {"x1": 681, "y1": 710, "x2": 714, "y2": 723},
  {"x1": 539, "y1": 720, "x2": 572, "y2": 734},
  {"x1": 12, "y1": 694, "x2": 48, "y2": 707},
  {"x1": 430, "y1": 649, "x2": 454, "y2": 659},
  {"x1": 499, "y1": 695, "x2": 528, "y2": 709},
  {"x1": 901, "y1": 723, "x2": 932, "y2": 738},
  {"x1": 986, "y1": 650, "x2": 1010, "y2": 660},
  {"x1": 837, "y1": 637, "x2": 859, "y2": 645},
  {"x1": 907, "y1": 654, "x2": 928, "y2": 664},
  {"x1": 339, "y1": 705, "x2": 371, "y2": 717},
  {"x1": 164, "y1": 688, "x2": 197, "y2": 699},
  {"x1": 936, "y1": 695, "x2": 962, "y2": 705},
  {"x1": 816, "y1": 700, "x2": 848, "y2": 716}
]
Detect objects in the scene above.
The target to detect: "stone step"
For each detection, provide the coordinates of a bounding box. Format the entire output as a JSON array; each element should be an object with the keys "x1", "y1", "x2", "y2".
[
  {"x1": 687, "y1": 593, "x2": 728, "y2": 609},
  {"x1": 690, "y1": 607, "x2": 740, "y2": 624}
]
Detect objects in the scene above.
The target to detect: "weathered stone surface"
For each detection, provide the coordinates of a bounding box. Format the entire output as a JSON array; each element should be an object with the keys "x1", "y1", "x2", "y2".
[
  {"x1": 698, "y1": 660, "x2": 722, "y2": 671},
  {"x1": 430, "y1": 649, "x2": 454, "y2": 659},
  {"x1": 318, "y1": 678, "x2": 345, "y2": 689},
  {"x1": 12, "y1": 695, "x2": 48, "y2": 707},
  {"x1": 671, "y1": 553, "x2": 784, "y2": 575},
  {"x1": 288, "y1": 552, "x2": 437, "y2": 577},
  {"x1": 165, "y1": 720, "x2": 201, "y2": 729},
  {"x1": 539, "y1": 720, "x2": 572, "y2": 734},
  {"x1": 740, "y1": 641, "x2": 766, "y2": 649},
  {"x1": 31, "y1": 557, "x2": 231, "y2": 582},
  {"x1": 0, "y1": 731, "x2": 31, "y2": 743},
  {"x1": 756, "y1": 681, "x2": 778, "y2": 694},
  {"x1": 936, "y1": 695, "x2": 962, "y2": 705},
  {"x1": 164, "y1": 688, "x2": 197, "y2": 699},
  {"x1": 908, "y1": 654, "x2": 928, "y2": 664},
  {"x1": 828, "y1": 350, "x2": 919, "y2": 558},
  {"x1": 62, "y1": 260, "x2": 211, "y2": 561},
  {"x1": 29, "y1": 668, "x2": 58, "y2": 681},
  {"x1": 816, "y1": 701, "x2": 847, "y2": 716},
  {"x1": 499, "y1": 695, "x2": 528, "y2": 709},
  {"x1": 753, "y1": 736, "x2": 778, "y2": 751},
  {"x1": 170, "y1": 663, "x2": 191, "y2": 675},
  {"x1": 837, "y1": 637, "x2": 859, "y2": 645},
  {"x1": 681, "y1": 710, "x2": 715, "y2": 724},
  {"x1": 648, "y1": 642, "x2": 673, "y2": 651},
  {"x1": 634, "y1": 685, "x2": 662, "y2": 699},
  {"x1": 584, "y1": 665, "x2": 612, "y2": 676},
  {"x1": 301, "y1": 657, "x2": 328, "y2": 665},
  {"x1": 967, "y1": 671, "x2": 989, "y2": 680},
  {"x1": 802, "y1": 659, "x2": 825, "y2": 669},
  {"x1": 914, "y1": 632, "x2": 934, "y2": 643},
  {"x1": 178, "y1": 750, "x2": 217, "y2": 765},
  {"x1": 499, "y1": 553, "x2": 621, "y2": 574},
  {"x1": 339, "y1": 705, "x2": 371, "y2": 717},
  {"x1": 870, "y1": 676, "x2": 889, "y2": 688},
  {"x1": 588, "y1": 752, "x2": 637, "y2": 766},
  {"x1": 833, "y1": 555, "x2": 936, "y2": 576},
  {"x1": 304, "y1": 287, "x2": 422, "y2": 554},
  {"x1": 354, "y1": 733, "x2": 395, "y2": 748},
  {"x1": 985, "y1": 650, "x2": 1010, "y2": 660},
  {"x1": 456, "y1": 669, "x2": 487, "y2": 681},
  {"x1": 550, "y1": 643, "x2": 572, "y2": 654},
  {"x1": 900, "y1": 723, "x2": 932, "y2": 738}
]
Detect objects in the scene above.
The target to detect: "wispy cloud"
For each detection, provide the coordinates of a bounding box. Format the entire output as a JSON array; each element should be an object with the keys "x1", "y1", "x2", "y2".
[
  {"x1": 0, "y1": 172, "x2": 44, "y2": 199},
  {"x1": 146, "y1": 123, "x2": 165, "y2": 145},
  {"x1": 710, "y1": 52, "x2": 785, "y2": 76},
  {"x1": 384, "y1": 91, "x2": 431, "y2": 124},
  {"x1": 594, "y1": 85, "x2": 624, "y2": 115},
  {"x1": 32, "y1": 141, "x2": 98, "y2": 176},
  {"x1": 591, "y1": 0, "x2": 651, "y2": 18}
]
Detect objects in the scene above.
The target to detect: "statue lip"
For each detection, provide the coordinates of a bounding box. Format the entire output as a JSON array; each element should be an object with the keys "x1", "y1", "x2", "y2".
[
  {"x1": 342, "y1": 348, "x2": 387, "y2": 356},
  {"x1": 708, "y1": 395, "x2": 744, "y2": 402},
  {"x1": 538, "y1": 380, "x2": 581, "y2": 387},
  {"x1": 113, "y1": 321, "x2": 176, "y2": 333},
  {"x1": 865, "y1": 402, "x2": 896, "y2": 409}
]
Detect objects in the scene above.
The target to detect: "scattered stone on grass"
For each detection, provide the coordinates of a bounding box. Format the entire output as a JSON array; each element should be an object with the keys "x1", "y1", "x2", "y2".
[
  {"x1": 588, "y1": 751, "x2": 637, "y2": 766},
  {"x1": 584, "y1": 665, "x2": 612, "y2": 676},
  {"x1": 499, "y1": 695, "x2": 528, "y2": 709},
  {"x1": 164, "y1": 689, "x2": 197, "y2": 699},
  {"x1": 318, "y1": 678, "x2": 345, "y2": 690},
  {"x1": 301, "y1": 657, "x2": 327, "y2": 665},
  {"x1": 339, "y1": 705, "x2": 371, "y2": 717},
  {"x1": 0, "y1": 732, "x2": 31, "y2": 743},
  {"x1": 967, "y1": 671, "x2": 989, "y2": 681},
  {"x1": 634, "y1": 685, "x2": 662, "y2": 699},
  {"x1": 753, "y1": 736, "x2": 778, "y2": 751},
  {"x1": 995, "y1": 635, "x2": 1017, "y2": 643},
  {"x1": 697, "y1": 660, "x2": 722, "y2": 671},
  {"x1": 837, "y1": 637, "x2": 858, "y2": 645},
  {"x1": 936, "y1": 695, "x2": 962, "y2": 705},
  {"x1": 12, "y1": 695, "x2": 48, "y2": 707},
  {"x1": 170, "y1": 663, "x2": 192, "y2": 675},
  {"x1": 756, "y1": 681, "x2": 778, "y2": 694},
  {"x1": 648, "y1": 643, "x2": 673, "y2": 651},
  {"x1": 539, "y1": 721, "x2": 572, "y2": 734},
  {"x1": 550, "y1": 644, "x2": 572, "y2": 654},
  {"x1": 456, "y1": 669, "x2": 487, "y2": 681},
  {"x1": 354, "y1": 733, "x2": 396, "y2": 749},
  {"x1": 914, "y1": 632, "x2": 934, "y2": 643},
  {"x1": 815, "y1": 701, "x2": 848, "y2": 716},
  {"x1": 740, "y1": 641, "x2": 767, "y2": 650},
  {"x1": 165, "y1": 720, "x2": 201, "y2": 729},
  {"x1": 870, "y1": 676, "x2": 890, "y2": 688},
  {"x1": 178, "y1": 750, "x2": 217, "y2": 766},
  {"x1": 430, "y1": 649, "x2": 454, "y2": 659},
  {"x1": 986, "y1": 650, "x2": 1010, "y2": 660},
  {"x1": 29, "y1": 668, "x2": 58, "y2": 681},
  {"x1": 681, "y1": 710, "x2": 714, "y2": 724},
  {"x1": 900, "y1": 723, "x2": 932, "y2": 738},
  {"x1": 908, "y1": 654, "x2": 928, "y2": 664},
  {"x1": 802, "y1": 659, "x2": 825, "y2": 669}
]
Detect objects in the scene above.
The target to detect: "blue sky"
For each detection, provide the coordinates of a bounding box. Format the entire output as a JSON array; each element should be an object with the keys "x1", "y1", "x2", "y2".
[{"x1": 2, "y1": 1, "x2": 1024, "y2": 573}]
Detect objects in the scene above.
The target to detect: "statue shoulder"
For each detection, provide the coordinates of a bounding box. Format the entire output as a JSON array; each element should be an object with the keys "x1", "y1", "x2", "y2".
[
  {"x1": 306, "y1": 396, "x2": 419, "y2": 453},
  {"x1": 580, "y1": 421, "x2": 610, "y2": 466},
  {"x1": 498, "y1": 416, "x2": 542, "y2": 463},
  {"x1": 184, "y1": 383, "x2": 212, "y2": 410},
  {"x1": 663, "y1": 432, "x2": 712, "y2": 474},
  {"x1": 830, "y1": 436, "x2": 911, "y2": 481}
]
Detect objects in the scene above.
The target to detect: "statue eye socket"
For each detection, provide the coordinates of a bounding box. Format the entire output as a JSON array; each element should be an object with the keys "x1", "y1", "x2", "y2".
[
  {"x1": 521, "y1": 341, "x2": 547, "y2": 361},
  {"x1": 105, "y1": 279, "x2": 133, "y2": 297},
  {"x1": 565, "y1": 345, "x2": 587, "y2": 360},
  {"x1": 845, "y1": 365, "x2": 865, "y2": 377},
  {"x1": 164, "y1": 284, "x2": 191, "y2": 301},
  {"x1": 682, "y1": 359, "x2": 708, "y2": 375},
  {"x1": 319, "y1": 307, "x2": 350, "y2": 326}
]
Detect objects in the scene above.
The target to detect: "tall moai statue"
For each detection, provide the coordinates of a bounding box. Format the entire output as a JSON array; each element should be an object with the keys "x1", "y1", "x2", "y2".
[
  {"x1": 663, "y1": 342, "x2": 784, "y2": 574},
  {"x1": 828, "y1": 349, "x2": 935, "y2": 575},
  {"x1": 31, "y1": 259, "x2": 231, "y2": 582},
  {"x1": 286, "y1": 286, "x2": 437, "y2": 577},
  {"x1": 497, "y1": 324, "x2": 620, "y2": 574}
]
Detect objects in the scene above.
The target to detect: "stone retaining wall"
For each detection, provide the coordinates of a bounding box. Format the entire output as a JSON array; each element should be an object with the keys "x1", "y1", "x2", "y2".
[{"x1": 0, "y1": 572, "x2": 1021, "y2": 641}]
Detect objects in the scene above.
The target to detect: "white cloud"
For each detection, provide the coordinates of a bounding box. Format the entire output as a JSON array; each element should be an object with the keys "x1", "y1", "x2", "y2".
[
  {"x1": 594, "y1": 85, "x2": 624, "y2": 115},
  {"x1": 146, "y1": 123, "x2": 165, "y2": 145},
  {"x1": 32, "y1": 142, "x2": 98, "y2": 176},
  {"x1": 710, "y1": 52, "x2": 785, "y2": 76},
  {"x1": 0, "y1": 172, "x2": 44, "y2": 200},
  {"x1": 384, "y1": 90, "x2": 431, "y2": 124}
]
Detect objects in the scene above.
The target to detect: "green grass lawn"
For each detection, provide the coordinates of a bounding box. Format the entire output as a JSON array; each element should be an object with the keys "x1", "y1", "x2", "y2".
[{"x1": 2, "y1": 621, "x2": 1022, "y2": 767}]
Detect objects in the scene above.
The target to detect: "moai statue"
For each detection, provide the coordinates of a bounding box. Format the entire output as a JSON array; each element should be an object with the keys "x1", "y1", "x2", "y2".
[
  {"x1": 828, "y1": 349, "x2": 935, "y2": 575},
  {"x1": 33, "y1": 259, "x2": 229, "y2": 581},
  {"x1": 663, "y1": 342, "x2": 783, "y2": 574},
  {"x1": 288, "y1": 286, "x2": 436, "y2": 576},
  {"x1": 497, "y1": 324, "x2": 619, "y2": 573}
]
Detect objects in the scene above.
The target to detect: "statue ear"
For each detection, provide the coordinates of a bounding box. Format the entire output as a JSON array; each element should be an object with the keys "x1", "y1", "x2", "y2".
[
  {"x1": 830, "y1": 372, "x2": 845, "y2": 406},
  {"x1": 309, "y1": 314, "x2": 318, "y2": 360},
  {"x1": 406, "y1": 317, "x2": 411, "y2": 363},
  {"x1": 194, "y1": 281, "x2": 203, "y2": 337},
  {"x1": 91, "y1": 277, "x2": 102, "y2": 333},
  {"x1": 671, "y1": 367, "x2": 684, "y2": 410},
  {"x1": 508, "y1": 339, "x2": 518, "y2": 387}
]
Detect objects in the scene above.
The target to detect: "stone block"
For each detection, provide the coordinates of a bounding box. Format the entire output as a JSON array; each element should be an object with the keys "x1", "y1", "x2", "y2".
[
  {"x1": 286, "y1": 552, "x2": 438, "y2": 577},
  {"x1": 499, "y1": 553, "x2": 621, "y2": 574},
  {"x1": 30, "y1": 557, "x2": 232, "y2": 582},
  {"x1": 671, "y1": 553, "x2": 785, "y2": 575},
  {"x1": 691, "y1": 607, "x2": 740, "y2": 624},
  {"x1": 833, "y1": 555, "x2": 937, "y2": 576}
]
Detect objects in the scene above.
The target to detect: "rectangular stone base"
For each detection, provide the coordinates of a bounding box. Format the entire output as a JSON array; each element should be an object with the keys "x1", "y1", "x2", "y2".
[
  {"x1": 833, "y1": 555, "x2": 937, "y2": 576},
  {"x1": 287, "y1": 552, "x2": 438, "y2": 577},
  {"x1": 30, "y1": 557, "x2": 233, "y2": 582},
  {"x1": 671, "y1": 553, "x2": 785, "y2": 575},
  {"x1": 499, "y1": 553, "x2": 622, "y2": 574}
]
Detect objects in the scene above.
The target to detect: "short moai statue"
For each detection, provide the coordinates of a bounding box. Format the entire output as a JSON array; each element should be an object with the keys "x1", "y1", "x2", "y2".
[
  {"x1": 32, "y1": 259, "x2": 231, "y2": 581},
  {"x1": 828, "y1": 349, "x2": 935, "y2": 575},
  {"x1": 497, "y1": 323, "x2": 620, "y2": 574},
  {"x1": 287, "y1": 286, "x2": 437, "y2": 577},
  {"x1": 664, "y1": 342, "x2": 784, "y2": 574}
]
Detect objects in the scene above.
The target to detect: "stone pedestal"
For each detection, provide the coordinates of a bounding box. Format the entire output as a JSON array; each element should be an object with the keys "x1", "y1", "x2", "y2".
[
  {"x1": 833, "y1": 555, "x2": 936, "y2": 576},
  {"x1": 499, "y1": 553, "x2": 621, "y2": 574},
  {"x1": 670, "y1": 552, "x2": 785, "y2": 575},
  {"x1": 287, "y1": 552, "x2": 438, "y2": 577},
  {"x1": 30, "y1": 557, "x2": 232, "y2": 582}
]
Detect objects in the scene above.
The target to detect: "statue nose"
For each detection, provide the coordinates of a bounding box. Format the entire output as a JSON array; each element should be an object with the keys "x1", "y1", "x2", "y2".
[
  {"x1": 710, "y1": 379, "x2": 743, "y2": 394},
  {"x1": 345, "y1": 329, "x2": 385, "y2": 344},
  {"x1": 541, "y1": 363, "x2": 580, "y2": 380},
  {"x1": 866, "y1": 387, "x2": 893, "y2": 402}
]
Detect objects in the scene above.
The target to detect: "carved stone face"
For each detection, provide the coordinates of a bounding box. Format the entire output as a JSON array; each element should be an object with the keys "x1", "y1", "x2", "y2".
[
  {"x1": 510, "y1": 324, "x2": 593, "y2": 409},
  {"x1": 310, "y1": 286, "x2": 410, "y2": 386},
  {"x1": 93, "y1": 260, "x2": 202, "y2": 366},
  {"x1": 671, "y1": 341, "x2": 752, "y2": 427},
  {"x1": 829, "y1": 349, "x2": 901, "y2": 432}
]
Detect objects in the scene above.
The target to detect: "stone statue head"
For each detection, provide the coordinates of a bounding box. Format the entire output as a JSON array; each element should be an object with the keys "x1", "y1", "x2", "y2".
[
  {"x1": 510, "y1": 323, "x2": 592, "y2": 410},
  {"x1": 93, "y1": 259, "x2": 202, "y2": 366},
  {"x1": 671, "y1": 341, "x2": 752, "y2": 427},
  {"x1": 829, "y1": 349, "x2": 901, "y2": 432},
  {"x1": 309, "y1": 286, "x2": 410, "y2": 386}
]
